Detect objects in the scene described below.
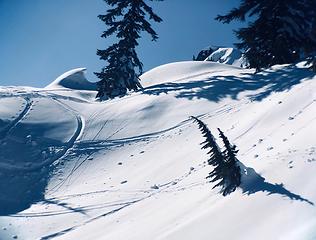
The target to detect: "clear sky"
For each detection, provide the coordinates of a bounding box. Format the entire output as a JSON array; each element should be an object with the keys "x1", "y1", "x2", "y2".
[{"x1": 0, "y1": 0, "x2": 242, "y2": 87}]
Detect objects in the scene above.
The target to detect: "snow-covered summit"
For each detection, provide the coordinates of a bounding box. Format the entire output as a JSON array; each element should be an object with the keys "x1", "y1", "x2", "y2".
[
  {"x1": 195, "y1": 46, "x2": 248, "y2": 68},
  {"x1": 45, "y1": 68, "x2": 97, "y2": 91},
  {"x1": 205, "y1": 47, "x2": 248, "y2": 68}
]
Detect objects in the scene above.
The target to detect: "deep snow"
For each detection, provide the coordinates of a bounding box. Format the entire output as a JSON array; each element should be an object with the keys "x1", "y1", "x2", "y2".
[{"x1": 0, "y1": 61, "x2": 316, "y2": 240}]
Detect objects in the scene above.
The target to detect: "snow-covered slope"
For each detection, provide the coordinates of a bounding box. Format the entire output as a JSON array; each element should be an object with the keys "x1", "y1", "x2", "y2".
[
  {"x1": 205, "y1": 47, "x2": 248, "y2": 68},
  {"x1": 0, "y1": 62, "x2": 316, "y2": 240}
]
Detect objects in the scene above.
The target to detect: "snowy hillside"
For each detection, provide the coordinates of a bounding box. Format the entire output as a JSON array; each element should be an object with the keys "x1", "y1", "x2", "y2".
[{"x1": 0, "y1": 61, "x2": 316, "y2": 240}]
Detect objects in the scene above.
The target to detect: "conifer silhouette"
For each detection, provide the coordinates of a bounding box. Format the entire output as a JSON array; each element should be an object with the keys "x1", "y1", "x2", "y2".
[
  {"x1": 95, "y1": 0, "x2": 162, "y2": 98},
  {"x1": 191, "y1": 117, "x2": 241, "y2": 196}
]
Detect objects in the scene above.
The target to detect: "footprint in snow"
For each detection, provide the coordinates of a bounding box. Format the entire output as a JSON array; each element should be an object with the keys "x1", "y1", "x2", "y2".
[{"x1": 151, "y1": 184, "x2": 159, "y2": 190}]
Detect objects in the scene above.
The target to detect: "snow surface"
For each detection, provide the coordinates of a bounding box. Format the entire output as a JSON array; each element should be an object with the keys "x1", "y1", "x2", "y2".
[
  {"x1": 0, "y1": 62, "x2": 316, "y2": 240},
  {"x1": 205, "y1": 47, "x2": 248, "y2": 68}
]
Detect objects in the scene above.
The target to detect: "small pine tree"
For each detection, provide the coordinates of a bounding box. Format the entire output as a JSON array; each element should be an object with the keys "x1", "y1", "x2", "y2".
[
  {"x1": 216, "y1": 0, "x2": 316, "y2": 71},
  {"x1": 95, "y1": 0, "x2": 163, "y2": 99},
  {"x1": 217, "y1": 128, "x2": 241, "y2": 196},
  {"x1": 191, "y1": 117, "x2": 241, "y2": 196},
  {"x1": 190, "y1": 116, "x2": 223, "y2": 169}
]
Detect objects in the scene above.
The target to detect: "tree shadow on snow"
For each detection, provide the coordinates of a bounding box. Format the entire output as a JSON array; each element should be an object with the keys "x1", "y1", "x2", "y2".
[
  {"x1": 239, "y1": 162, "x2": 314, "y2": 205},
  {"x1": 142, "y1": 65, "x2": 315, "y2": 102}
]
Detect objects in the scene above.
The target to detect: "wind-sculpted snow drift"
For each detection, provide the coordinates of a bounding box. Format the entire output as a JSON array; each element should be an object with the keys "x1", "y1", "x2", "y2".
[
  {"x1": 45, "y1": 68, "x2": 97, "y2": 91},
  {"x1": 0, "y1": 62, "x2": 315, "y2": 240}
]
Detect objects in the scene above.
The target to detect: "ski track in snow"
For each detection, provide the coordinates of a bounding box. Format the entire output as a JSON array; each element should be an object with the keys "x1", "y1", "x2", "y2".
[
  {"x1": 45, "y1": 70, "x2": 227, "y2": 194},
  {"x1": 12, "y1": 161, "x2": 208, "y2": 240},
  {"x1": 43, "y1": 98, "x2": 85, "y2": 181},
  {"x1": 39, "y1": 163, "x2": 208, "y2": 240},
  {"x1": 0, "y1": 97, "x2": 84, "y2": 172},
  {"x1": 47, "y1": 99, "x2": 244, "y2": 195},
  {"x1": 0, "y1": 96, "x2": 33, "y2": 140}
]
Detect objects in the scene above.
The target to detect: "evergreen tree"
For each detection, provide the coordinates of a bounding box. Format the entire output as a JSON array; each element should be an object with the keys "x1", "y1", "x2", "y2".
[
  {"x1": 306, "y1": 16, "x2": 316, "y2": 72},
  {"x1": 216, "y1": 0, "x2": 316, "y2": 71},
  {"x1": 95, "y1": 0, "x2": 162, "y2": 99},
  {"x1": 191, "y1": 117, "x2": 242, "y2": 196},
  {"x1": 190, "y1": 116, "x2": 223, "y2": 169},
  {"x1": 217, "y1": 128, "x2": 241, "y2": 196}
]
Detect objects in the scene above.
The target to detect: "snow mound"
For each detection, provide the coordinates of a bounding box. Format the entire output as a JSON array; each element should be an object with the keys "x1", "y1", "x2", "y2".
[
  {"x1": 140, "y1": 61, "x2": 239, "y2": 88},
  {"x1": 205, "y1": 47, "x2": 248, "y2": 68},
  {"x1": 45, "y1": 68, "x2": 97, "y2": 91}
]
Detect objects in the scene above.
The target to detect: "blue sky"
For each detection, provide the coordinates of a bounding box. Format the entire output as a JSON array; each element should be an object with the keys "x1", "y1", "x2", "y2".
[{"x1": 0, "y1": 0, "x2": 242, "y2": 87}]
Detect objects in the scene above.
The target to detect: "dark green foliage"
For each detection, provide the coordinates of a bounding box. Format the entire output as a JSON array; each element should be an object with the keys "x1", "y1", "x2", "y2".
[
  {"x1": 191, "y1": 117, "x2": 241, "y2": 196},
  {"x1": 306, "y1": 17, "x2": 316, "y2": 72},
  {"x1": 217, "y1": 128, "x2": 241, "y2": 196},
  {"x1": 216, "y1": 0, "x2": 316, "y2": 71},
  {"x1": 190, "y1": 116, "x2": 223, "y2": 168},
  {"x1": 95, "y1": 0, "x2": 162, "y2": 99}
]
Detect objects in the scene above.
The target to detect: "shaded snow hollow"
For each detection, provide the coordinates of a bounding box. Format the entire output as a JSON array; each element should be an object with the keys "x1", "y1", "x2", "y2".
[{"x1": 0, "y1": 61, "x2": 316, "y2": 240}]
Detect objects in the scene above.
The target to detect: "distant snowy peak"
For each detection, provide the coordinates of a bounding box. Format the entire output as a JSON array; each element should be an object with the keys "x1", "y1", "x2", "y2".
[
  {"x1": 195, "y1": 46, "x2": 248, "y2": 68},
  {"x1": 45, "y1": 68, "x2": 97, "y2": 91},
  {"x1": 194, "y1": 46, "x2": 221, "y2": 61},
  {"x1": 205, "y1": 47, "x2": 249, "y2": 68}
]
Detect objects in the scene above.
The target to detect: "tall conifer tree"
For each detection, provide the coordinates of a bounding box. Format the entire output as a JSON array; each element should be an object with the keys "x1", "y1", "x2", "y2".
[
  {"x1": 95, "y1": 0, "x2": 162, "y2": 98},
  {"x1": 216, "y1": 0, "x2": 316, "y2": 71}
]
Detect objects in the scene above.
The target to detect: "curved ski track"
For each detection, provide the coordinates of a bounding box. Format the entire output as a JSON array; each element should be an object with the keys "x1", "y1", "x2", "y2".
[{"x1": 0, "y1": 97, "x2": 33, "y2": 140}]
